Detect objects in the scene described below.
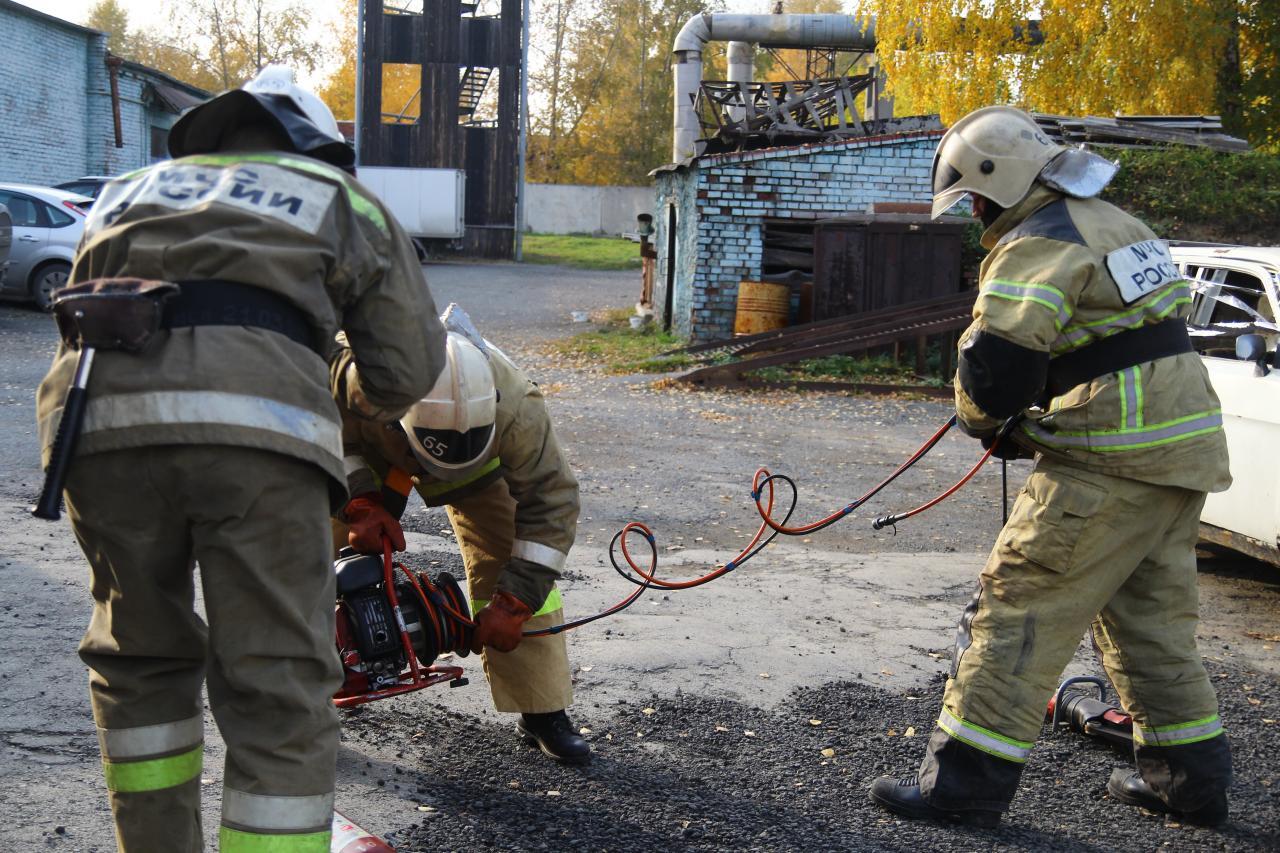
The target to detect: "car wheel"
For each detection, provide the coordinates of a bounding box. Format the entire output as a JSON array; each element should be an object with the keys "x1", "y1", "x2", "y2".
[{"x1": 31, "y1": 261, "x2": 70, "y2": 311}]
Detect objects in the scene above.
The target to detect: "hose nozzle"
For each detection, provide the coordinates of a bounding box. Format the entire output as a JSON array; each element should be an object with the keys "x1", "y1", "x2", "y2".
[{"x1": 872, "y1": 513, "x2": 903, "y2": 531}]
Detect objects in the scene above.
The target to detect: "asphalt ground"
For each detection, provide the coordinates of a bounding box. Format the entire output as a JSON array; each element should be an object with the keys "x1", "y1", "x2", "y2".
[{"x1": 0, "y1": 263, "x2": 1277, "y2": 851}]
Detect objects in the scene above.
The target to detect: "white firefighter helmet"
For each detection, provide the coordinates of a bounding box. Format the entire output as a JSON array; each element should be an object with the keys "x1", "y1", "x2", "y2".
[
  {"x1": 400, "y1": 332, "x2": 497, "y2": 481},
  {"x1": 168, "y1": 65, "x2": 354, "y2": 170},
  {"x1": 931, "y1": 105, "x2": 1118, "y2": 219}
]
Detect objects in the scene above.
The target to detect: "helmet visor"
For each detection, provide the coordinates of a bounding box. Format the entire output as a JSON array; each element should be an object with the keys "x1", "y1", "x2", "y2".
[
  {"x1": 930, "y1": 154, "x2": 967, "y2": 218},
  {"x1": 411, "y1": 423, "x2": 495, "y2": 469}
]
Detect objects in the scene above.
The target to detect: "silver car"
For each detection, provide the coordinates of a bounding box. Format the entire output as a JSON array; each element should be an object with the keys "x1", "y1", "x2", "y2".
[{"x1": 0, "y1": 183, "x2": 91, "y2": 310}]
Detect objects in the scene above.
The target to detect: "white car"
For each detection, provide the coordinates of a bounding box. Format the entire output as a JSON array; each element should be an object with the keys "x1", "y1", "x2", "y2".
[
  {"x1": 0, "y1": 183, "x2": 91, "y2": 310},
  {"x1": 1171, "y1": 243, "x2": 1280, "y2": 566}
]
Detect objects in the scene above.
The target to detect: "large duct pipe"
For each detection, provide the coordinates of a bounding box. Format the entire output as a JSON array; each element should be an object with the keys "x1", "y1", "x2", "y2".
[
  {"x1": 726, "y1": 41, "x2": 754, "y2": 123},
  {"x1": 672, "y1": 13, "x2": 876, "y2": 161}
]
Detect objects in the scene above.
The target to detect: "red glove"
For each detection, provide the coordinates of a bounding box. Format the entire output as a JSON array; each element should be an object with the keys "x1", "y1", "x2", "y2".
[
  {"x1": 342, "y1": 493, "x2": 406, "y2": 553},
  {"x1": 470, "y1": 590, "x2": 533, "y2": 653}
]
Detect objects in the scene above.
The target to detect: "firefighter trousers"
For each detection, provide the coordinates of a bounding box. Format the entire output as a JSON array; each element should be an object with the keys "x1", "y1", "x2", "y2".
[
  {"x1": 445, "y1": 479, "x2": 574, "y2": 714},
  {"x1": 919, "y1": 457, "x2": 1231, "y2": 814},
  {"x1": 66, "y1": 446, "x2": 342, "y2": 853}
]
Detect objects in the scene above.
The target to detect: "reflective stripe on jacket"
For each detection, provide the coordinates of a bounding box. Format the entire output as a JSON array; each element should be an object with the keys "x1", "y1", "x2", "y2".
[
  {"x1": 955, "y1": 184, "x2": 1230, "y2": 493},
  {"x1": 36, "y1": 153, "x2": 445, "y2": 492}
]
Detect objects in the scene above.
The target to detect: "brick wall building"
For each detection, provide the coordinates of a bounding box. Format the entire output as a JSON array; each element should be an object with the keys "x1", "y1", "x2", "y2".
[
  {"x1": 652, "y1": 129, "x2": 944, "y2": 343},
  {"x1": 0, "y1": 0, "x2": 208, "y2": 186}
]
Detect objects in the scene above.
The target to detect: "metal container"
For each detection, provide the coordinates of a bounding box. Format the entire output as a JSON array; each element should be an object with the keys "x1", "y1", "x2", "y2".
[{"x1": 734, "y1": 280, "x2": 790, "y2": 335}]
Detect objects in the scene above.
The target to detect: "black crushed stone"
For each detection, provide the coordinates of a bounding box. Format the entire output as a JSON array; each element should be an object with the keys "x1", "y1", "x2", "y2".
[{"x1": 338, "y1": 658, "x2": 1278, "y2": 852}]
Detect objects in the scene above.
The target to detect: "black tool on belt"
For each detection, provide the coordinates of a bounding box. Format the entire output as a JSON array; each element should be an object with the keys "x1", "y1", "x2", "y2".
[{"x1": 33, "y1": 278, "x2": 318, "y2": 521}]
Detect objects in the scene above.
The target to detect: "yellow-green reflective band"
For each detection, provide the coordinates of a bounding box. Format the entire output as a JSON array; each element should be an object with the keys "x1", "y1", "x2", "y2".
[
  {"x1": 1022, "y1": 410, "x2": 1222, "y2": 452},
  {"x1": 937, "y1": 709, "x2": 1032, "y2": 763},
  {"x1": 473, "y1": 586, "x2": 563, "y2": 618},
  {"x1": 1051, "y1": 286, "x2": 1191, "y2": 355},
  {"x1": 180, "y1": 154, "x2": 388, "y2": 235},
  {"x1": 1134, "y1": 715, "x2": 1224, "y2": 747},
  {"x1": 220, "y1": 826, "x2": 330, "y2": 853},
  {"x1": 103, "y1": 745, "x2": 202, "y2": 793},
  {"x1": 418, "y1": 456, "x2": 501, "y2": 498},
  {"x1": 983, "y1": 280, "x2": 1071, "y2": 330}
]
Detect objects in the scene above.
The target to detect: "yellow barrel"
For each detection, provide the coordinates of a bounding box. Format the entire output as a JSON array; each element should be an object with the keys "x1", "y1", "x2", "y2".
[{"x1": 733, "y1": 280, "x2": 790, "y2": 336}]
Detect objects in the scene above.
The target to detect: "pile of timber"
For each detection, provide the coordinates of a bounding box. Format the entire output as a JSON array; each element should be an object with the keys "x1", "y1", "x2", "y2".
[
  {"x1": 671, "y1": 291, "x2": 977, "y2": 392},
  {"x1": 1032, "y1": 114, "x2": 1250, "y2": 153}
]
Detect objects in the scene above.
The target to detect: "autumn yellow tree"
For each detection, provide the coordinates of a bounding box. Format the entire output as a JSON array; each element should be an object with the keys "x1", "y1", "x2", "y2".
[
  {"x1": 868, "y1": 1, "x2": 1276, "y2": 148},
  {"x1": 317, "y1": 0, "x2": 422, "y2": 122}
]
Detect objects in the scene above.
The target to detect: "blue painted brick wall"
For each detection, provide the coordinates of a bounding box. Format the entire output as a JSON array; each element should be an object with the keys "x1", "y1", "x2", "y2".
[
  {"x1": 658, "y1": 131, "x2": 946, "y2": 342},
  {"x1": 0, "y1": 5, "x2": 199, "y2": 185},
  {"x1": 0, "y1": 6, "x2": 98, "y2": 184}
]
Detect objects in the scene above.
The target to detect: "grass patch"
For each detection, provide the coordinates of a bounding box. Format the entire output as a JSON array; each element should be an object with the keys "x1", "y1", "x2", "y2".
[
  {"x1": 742, "y1": 352, "x2": 949, "y2": 387},
  {"x1": 521, "y1": 233, "x2": 644, "y2": 270},
  {"x1": 548, "y1": 309, "x2": 692, "y2": 373}
]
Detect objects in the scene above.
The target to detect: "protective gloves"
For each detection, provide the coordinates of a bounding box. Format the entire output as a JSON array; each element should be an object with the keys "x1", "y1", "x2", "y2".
[
  {"x1": 981, "y1": 433, "x2": 1034, "y2": 461},
  {"x1": 470, "y1": 590, "x2": 533, "y2": 654},
  {"x1": 342, "y1": 492, "x2": 406, "y2": 553}
]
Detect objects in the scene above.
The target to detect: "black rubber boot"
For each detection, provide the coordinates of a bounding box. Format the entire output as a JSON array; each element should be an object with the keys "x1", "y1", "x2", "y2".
[
  {"x1": 518, "y1": 710, "x2": 592, "y2": 765},
  {"x1": 869, "y1": 774, "x2": 1001, "y2": 828},
  {"x1": 1107, "y1": 769, "x2": 1228, "y2": 827}
]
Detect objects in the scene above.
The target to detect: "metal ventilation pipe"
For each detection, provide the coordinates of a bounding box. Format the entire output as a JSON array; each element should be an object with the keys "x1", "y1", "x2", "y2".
[
  {"x1": 672, "y1": 13, "x2": 877, "y2": 161},
  {"x1": 726, "y1": 41, "x2": 754, "y2": 123}
]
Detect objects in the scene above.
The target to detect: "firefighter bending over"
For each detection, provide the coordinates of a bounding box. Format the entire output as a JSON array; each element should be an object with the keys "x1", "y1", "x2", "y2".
[
  {"x1": 869, "y1": 106, "x2": 1232, "y2": 828},
  {"x1": 334, "y1": 319, "x2": 590, "y2": 764},
  {"x1": 36, "y1": 67, "x2": 445, "y2": 851}
]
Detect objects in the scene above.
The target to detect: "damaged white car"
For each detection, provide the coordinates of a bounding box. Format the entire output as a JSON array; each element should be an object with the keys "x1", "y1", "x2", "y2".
[{"x1": 1172, "y1": 244, "x2": 1280, "y2": 566}]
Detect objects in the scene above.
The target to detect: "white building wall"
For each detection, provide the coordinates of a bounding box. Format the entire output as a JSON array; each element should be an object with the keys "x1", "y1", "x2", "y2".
[{"x1": 523, "y1": 183, "x2": 654, "y2": 236}]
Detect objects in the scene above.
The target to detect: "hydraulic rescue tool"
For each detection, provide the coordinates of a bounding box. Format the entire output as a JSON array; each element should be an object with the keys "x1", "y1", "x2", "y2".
[{"x1": 1046, "y1": 675, "x2": 1134, "y2": 749}]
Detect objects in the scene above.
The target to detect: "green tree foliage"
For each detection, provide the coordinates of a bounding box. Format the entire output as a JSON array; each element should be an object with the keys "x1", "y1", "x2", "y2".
[
  {"x1": 1104, "y1": 147, "x2": 1280, "y2": 241},
  {"x1": 527, "y1": 0, "x2": 724, "y2": 185},
  {"x1": 85, "y1": 0, "x2": 320, "y2": 93},
  {"x1": 86, "y1": 0, "x2": 133, "y2": 55},
  {"x1": 868, "y1": 1, "x2": 1277, "y2": 150}
]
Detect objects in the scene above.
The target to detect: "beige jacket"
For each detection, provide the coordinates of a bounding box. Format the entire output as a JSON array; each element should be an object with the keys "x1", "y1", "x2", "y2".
[
  {"x1": 334, "y1": 342, "x2": 580, "y2": 609},
  {"x1": 956, "y1": 184, "x2": 1230, "y2": 493},
  {"x1": 36, "y1": 152, "x2": 445, "y2": 497}
]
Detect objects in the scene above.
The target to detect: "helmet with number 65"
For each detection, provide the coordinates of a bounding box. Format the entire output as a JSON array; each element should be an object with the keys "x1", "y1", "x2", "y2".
[{"x1": 400, "y1": 333, "x2": 497, "y2": 481}]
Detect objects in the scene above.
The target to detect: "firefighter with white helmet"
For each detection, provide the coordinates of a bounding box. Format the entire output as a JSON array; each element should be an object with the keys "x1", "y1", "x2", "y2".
[
  {"x1": 334, "y1": 314, "x2": 589, "y2": 764},
  {"x1": 37, "y1": 66, "x2": 446, "y2": 850},
  {"x1": 869, "y1": 106, "x2": 1232, "y2": 827}
]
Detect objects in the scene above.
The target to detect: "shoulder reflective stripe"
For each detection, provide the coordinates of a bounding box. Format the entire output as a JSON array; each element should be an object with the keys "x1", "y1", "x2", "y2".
[
  {"x1": 1133, "y1": 715, "x2": 1224, "y2": 747},
  {"x1": 182, "y1": 153, "x2": 387, "y2": 235},
  {"x1": 98, "y1": 714, "x2": 203, "y2": 760},
  {"x1": 1022, "y1": 410, "x2": 1222, "y2": 452},
  {"x1": 417, "y1": 456, "x2": 501, "y2": 498},
  {"x1": 1052, "y1": 284, "x2": 1191, "y2": 355},
  {"x1": 937, "y1": 709, "x2": 1032, "y2": 763},
  {"x1": 512, "y1": 539, "x2": 568, "y2": 572},
  {"x1": 472, "y1": 586, "x2": 563, "y2": 618},
  {"x1": 103, "y1": 745, "x2": 202, "y2": 793},
  {"x1": 82, "y1": 391, "x2": 342, "y2": 460},
  {"x1": 223, "y1": 789, "x2": 334, "y2": 833},
  {"x1": 219, "y1": 826, "x2": 330, "y2": 852},
  {"x1": 983, "y1": 279, "x2": 1071, "y2": 329},
  {"x1": 343, "y1": 455, "x2": 368, "y2": 477}
]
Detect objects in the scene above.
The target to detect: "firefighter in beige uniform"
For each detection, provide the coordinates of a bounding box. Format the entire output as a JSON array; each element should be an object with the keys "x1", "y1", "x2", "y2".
[
  {"x1": 36, "y1": 68, "x2": 445, "y2": 852},
  {"x1": 333, "y1": 325, "x2": 590, "y2": 763},
  {"x1": 870, "y1": 107, "x2": 1232, "y2": 827}
]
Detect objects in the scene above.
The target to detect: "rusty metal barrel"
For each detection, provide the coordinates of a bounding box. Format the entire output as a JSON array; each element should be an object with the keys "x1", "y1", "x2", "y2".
[{"x1": 733, "y1": 280, "x2": 790, "y2": 336}]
